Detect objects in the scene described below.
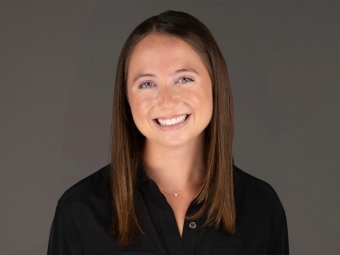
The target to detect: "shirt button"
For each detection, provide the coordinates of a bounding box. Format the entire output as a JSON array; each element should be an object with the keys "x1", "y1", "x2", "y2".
[{"x1": 189, "y1": 222, "x2": 196, "y2": 229}]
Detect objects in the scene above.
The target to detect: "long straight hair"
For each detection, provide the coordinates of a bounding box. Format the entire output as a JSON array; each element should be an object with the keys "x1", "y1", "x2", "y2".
[{"x1": 109, "y1": 10, "x2": 235, "y2": 245}]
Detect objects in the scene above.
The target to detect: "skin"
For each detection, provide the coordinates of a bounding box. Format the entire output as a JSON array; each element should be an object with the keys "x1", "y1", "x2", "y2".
[{"x1": 126, "y1": 33, "x2": 213, "y2": 237}]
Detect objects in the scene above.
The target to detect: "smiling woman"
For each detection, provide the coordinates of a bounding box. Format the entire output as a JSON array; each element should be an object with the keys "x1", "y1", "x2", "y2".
[
  {"x1": 47, "y1": 10, "x2": 289, "y2": 255},
  {"x1": 127, "y1": 34, "x2": 213, "y2": 148}
]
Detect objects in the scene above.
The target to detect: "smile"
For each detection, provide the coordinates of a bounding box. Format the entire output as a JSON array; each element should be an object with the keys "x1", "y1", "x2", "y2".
[{"x1": 156, "y1": 114, "x2": 190, "y2": 126}]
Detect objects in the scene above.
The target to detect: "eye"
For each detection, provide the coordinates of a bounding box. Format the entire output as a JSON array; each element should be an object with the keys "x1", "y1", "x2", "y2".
[
  {"x1": 178, "y1": 76, "x2": 194, "y2": 83},
  {"x1": 139, "y1": 81, "x2": 155, "y2": 89}
]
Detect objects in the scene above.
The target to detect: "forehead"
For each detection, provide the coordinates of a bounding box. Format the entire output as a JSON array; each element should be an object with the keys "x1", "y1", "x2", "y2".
[
  {"x1": 127, "y1": 34, "x2": 205, "y2": 74},
  {"x1": 131, "y1": 33, "x2": 196, "y2": 57}
]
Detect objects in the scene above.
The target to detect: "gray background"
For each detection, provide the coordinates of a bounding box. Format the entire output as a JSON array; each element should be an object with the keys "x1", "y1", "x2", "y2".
[{"x1": 1, "y1": 0, "x2": 339, "y2": 254}]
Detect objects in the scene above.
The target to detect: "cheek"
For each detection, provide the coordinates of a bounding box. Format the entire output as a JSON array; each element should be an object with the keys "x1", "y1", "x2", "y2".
[
  {"x1": 186, "y1": 85, "x2": 213, "y2": 114},
  {"x1": 198, "y1": 95, "x2": 213, "y2": 119},
  {"x1": 197, "y1": 90, "x2": 213, "y2": 123},
  {"x1": 129, "y1": 93, "x2": 155, "y2": 120}
]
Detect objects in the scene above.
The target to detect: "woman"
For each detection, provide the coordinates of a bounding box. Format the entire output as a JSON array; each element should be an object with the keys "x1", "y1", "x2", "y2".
[{"x1": 48, "y1": 10, "x2": 289, "y2": 255}]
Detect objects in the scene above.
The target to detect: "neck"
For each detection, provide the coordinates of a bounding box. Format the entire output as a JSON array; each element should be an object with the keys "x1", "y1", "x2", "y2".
[{"x1": 142, "y1": 137, "x2": 206, "y2": 194}]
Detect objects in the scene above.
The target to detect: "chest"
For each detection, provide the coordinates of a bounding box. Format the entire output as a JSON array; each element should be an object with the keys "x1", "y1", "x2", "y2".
[{"x1": 75, "y1": 194, "x2": 271, "y2": 255}]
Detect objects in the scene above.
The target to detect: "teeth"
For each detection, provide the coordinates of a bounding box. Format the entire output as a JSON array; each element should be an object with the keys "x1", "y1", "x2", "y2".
[{"x1": 157, "y1": 114, "x2": 188, "y2": 126}]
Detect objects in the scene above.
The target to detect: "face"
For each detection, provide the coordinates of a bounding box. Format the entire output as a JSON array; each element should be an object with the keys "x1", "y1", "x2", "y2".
[{"x1": 126, "y1": 34, "x2": 213, "y2": 148}]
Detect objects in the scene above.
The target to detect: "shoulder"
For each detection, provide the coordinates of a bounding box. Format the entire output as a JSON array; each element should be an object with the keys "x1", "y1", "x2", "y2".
[
  {"x1": 232, "y1": 165, "x2": 289, "y2": 252},
  {"x1": 57, "y1": 164, "x2": 110, "y2": 213},
  {"x1": 233, "y1": 164, "x2": 284, "y2": 211}
]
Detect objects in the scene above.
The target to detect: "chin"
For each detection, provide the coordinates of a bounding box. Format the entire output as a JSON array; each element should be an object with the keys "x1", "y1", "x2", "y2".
[
  {"x1": 157, "y1": 135, "x2": 201, "y2": 148},
  {"x1": 156, "y1": 139, "x2": 187, "y2": 148}
]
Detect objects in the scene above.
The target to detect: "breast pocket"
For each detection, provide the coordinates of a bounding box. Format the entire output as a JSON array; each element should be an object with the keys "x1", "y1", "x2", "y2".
[{"x1": 212, "y1": 246, "x2": 266, "y2": 255}]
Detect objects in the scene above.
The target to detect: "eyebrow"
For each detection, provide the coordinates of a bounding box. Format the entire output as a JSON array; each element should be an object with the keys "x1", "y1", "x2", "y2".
[{"x1": 132, "y1": 68, "x2": 199, "y2": 84}]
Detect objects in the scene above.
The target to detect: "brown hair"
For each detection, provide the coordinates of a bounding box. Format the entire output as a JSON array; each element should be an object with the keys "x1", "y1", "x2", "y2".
[{"x1": 109, "y1": 10, "x2": 235, "y2": 245}]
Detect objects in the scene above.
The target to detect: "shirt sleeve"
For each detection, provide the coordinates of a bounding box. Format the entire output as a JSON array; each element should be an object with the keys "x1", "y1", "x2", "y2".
[
  {"x1": 47, "y1": 203, "x2": 83, "y2": 255},
  {"x1": 268, "y1": 200, "x2": 289, "y2": 255}
]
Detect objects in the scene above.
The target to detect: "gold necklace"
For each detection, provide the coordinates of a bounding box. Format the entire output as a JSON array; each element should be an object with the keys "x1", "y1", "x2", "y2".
[{"x1": 160, "y1": 181, "x2": 205, "y2": 197}]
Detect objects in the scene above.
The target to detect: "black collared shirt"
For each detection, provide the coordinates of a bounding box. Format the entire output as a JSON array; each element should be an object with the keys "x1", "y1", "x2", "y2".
[{"x1": 47, "y1": 164, "x2": 289, "y2": 255}]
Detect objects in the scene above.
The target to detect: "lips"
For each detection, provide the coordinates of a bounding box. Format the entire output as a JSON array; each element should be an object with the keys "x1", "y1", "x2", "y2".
[{"x1": 154, "y1": 114, "x2": 190, "y2": 127}]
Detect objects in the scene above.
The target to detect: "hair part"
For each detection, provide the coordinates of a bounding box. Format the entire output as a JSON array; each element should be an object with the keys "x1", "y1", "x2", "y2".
[{"x1": 109, "y1": 10, "x2": 235, "y2": 245}]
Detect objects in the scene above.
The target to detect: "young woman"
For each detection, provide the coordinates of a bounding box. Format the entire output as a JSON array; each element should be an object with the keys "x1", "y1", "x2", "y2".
[{"x1": 48, "y1": 10, "x2": 289, "y2": 255}]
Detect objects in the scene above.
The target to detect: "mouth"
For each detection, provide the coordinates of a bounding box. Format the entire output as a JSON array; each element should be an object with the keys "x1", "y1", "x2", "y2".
[{"x1": 154, "y1": 114, "x2": 191, "y2": 127}]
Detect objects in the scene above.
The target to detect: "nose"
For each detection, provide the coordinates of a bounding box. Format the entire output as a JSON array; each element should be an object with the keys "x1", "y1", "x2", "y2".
[{"x1": 157, "y1": 86, "x2": 178, "y2": 109}]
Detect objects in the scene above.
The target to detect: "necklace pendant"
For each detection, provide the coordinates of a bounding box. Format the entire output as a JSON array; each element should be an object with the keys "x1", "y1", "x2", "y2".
[{"x1": 174, "y1": 193, "x2": 178, "y2": 197}]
